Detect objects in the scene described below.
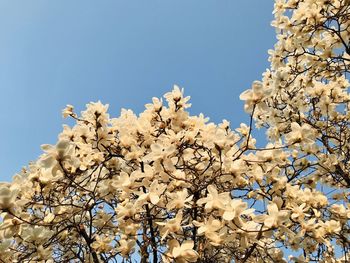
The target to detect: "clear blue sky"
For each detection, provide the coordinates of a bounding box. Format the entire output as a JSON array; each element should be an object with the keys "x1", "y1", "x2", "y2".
[{"x1": 0, "y1": 1, "x2": 275, "y2": 182}]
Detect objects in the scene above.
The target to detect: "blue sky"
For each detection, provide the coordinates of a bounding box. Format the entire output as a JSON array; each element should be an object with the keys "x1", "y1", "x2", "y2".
[{"x1": 0, "y1": 1, "x2": 275, "y2": 182}]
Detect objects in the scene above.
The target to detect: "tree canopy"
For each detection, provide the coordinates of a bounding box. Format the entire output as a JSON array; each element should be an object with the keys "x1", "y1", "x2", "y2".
[{"x1": 0, "y1": 0, "x2": 349, "y2": 262}]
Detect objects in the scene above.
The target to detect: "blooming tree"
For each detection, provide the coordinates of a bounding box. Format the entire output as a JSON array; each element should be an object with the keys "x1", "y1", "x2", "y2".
[{"x1": 1, "y1": 0, "x2": 350, "y2": 262}]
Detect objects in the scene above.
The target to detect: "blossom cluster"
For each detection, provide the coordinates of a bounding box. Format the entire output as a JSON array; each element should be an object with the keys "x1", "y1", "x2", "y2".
[
  {"x1": 0, "y1": 0, "x2": 349, "y2": 262},
  {"x1": 0, "y1": 84, "x2": 348, "y2": 262},
  {"x1": 238, "y1": 0, "x2": 350, "y2": 261}
]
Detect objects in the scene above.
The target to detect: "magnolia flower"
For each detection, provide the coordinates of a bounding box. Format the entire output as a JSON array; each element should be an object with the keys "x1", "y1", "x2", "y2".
[
  {"x1": 329, "y1": 204, "x2": 350, "y2": 219},
  {"x1": 0, "y1": 185, "x2": 18, "y2": 210},
  {"x1": 197, "y1": 185, "x2": 230, "y2": 212},
  {"x1": 39, "y1": 168, "x2": 63, "y2": 185},
  {"x1": 166, "y1": 189, "x2": 193, "y2": 210},
  {"x1": 165, "y1": 85, "x2": 183, "y2": 101},
  {"x1": 0, "y1": 214, "x2": 22, "y2": 239},
  {"x1": 236, "y1": 123, "x2": 250, "y2": 136},
  {"x1": 300, "y1": 218, "x2": 317, "y2": 236},
  {"x1": 82, "y1": 101, "x2": 109, "y2": 119},
  {"x1": 167, "y1": 239, "x2": 199, "y2": 263},
  {"x1": 145, "y1": 97, "x2": 163, "y2": 112},
  {"x1": 239, "y1": 81, "x2": 271, "y2": 112},
  {"x1": 254, "y1": 203, "x2": 289, "y2": 228},
  {"x1": 94, "y1": 211, "x2": 114, "y2": 229},
  {"x1": 323, "y1": 220, "x2": 341, "y2": 234},
  {"x1": 62, "y1": 104, "x2": 74, "y2": 118},
  {"x1": 285, "y1": 122, "x2": 315, "y2": 144},
  {"x1": 40, "y1": 140, "x2": 75, "y2": 168},
  {"x1": 115, "y1": 201, "x2": 137, "y2": 219},
  {"x1": 144, "y1": 143, "x2": 176, "y2": 161},
  {"x1": 157, "y1": 211, "x2": 183, "y2": 240},
  {"x1": 193, "y1": 216, "x2": 224, "y2": 246},
  {"x1": 137, "y1": 180, "x2": 167, "y2": 205},
  {"x1": 117, "y1": 238, "x2": 136, "y2": 257},
  {"x1": 91, "y1": 235, "x2": 113, "y2": 253},
  {"x1": 289, "y1": 203, "x2": 309, "y2": 221},
  {"x1": 164, "y1": 85, "x2": 191, "y2": 110},
  {"x1": 111, "y1": 171, "x2": 134, "y2": 189},
  {"x1": 222, "y1": 199, "x2": 254, "y2": 221},
  {"x1": 240, "y1": 81, "x2": 265, "y2": 102},
  {"x1": 119, "y1": 219, "x2": 139, "y2": 236},
  {"x1": 22, "y1": 226, "x2": 53, "y2": 243}
]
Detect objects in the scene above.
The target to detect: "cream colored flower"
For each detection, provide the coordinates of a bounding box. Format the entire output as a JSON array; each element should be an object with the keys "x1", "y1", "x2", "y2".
[
  {"x1": 168, "y1": 239, "x2": 199, "y2": 263},
  {"x1": 0, "y1": 185, "x2": 18, "y2": 210},
  {"x1": 193, "y1": 216, "x2": 224, "y2": 246},
  {"x1": 62, "y1": 104, "x2": 74, "y2": 118},
  {"x1": 197, "y1": 185, "x2": 229, "y2": 212},
  {"x1": 254, "y1": 203, "x2": 289, "y2": 228},
  {"x1": 157, "y1": 211, "x2": 183, "y2": 240}
]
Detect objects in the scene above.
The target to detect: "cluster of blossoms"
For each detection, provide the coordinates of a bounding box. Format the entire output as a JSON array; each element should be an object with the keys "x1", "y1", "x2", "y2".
[
  {"x1": 239, "y1": 0, "x2": 350, "y2": 261},
  {"x1": 0, "y1": 84, "x2": 348, "y2": 262},
  {"x1": 0, "y1": 0, "x2": 350, "y2": 262}
]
